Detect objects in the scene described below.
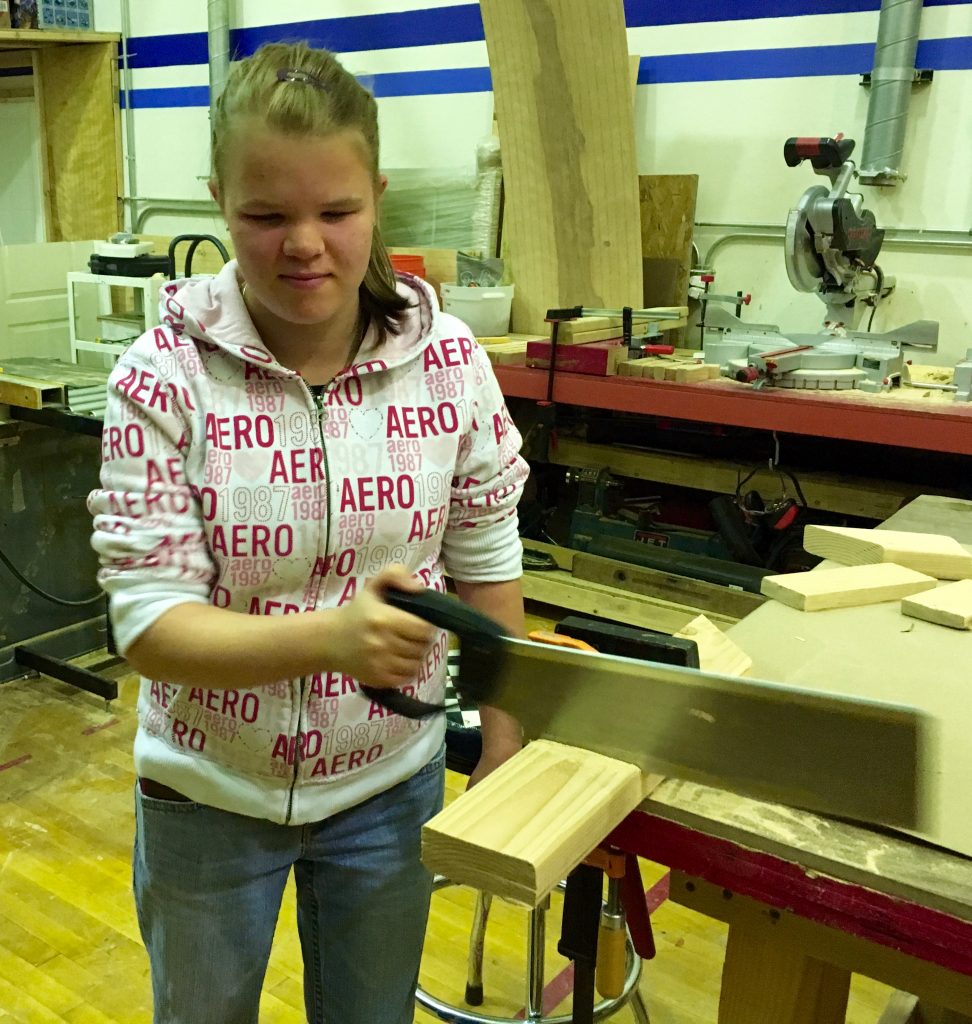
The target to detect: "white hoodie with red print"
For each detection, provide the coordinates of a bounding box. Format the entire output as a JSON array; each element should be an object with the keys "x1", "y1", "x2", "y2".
[{"x1": 88, "y1": 261, "x2": 528, "y2": 825}]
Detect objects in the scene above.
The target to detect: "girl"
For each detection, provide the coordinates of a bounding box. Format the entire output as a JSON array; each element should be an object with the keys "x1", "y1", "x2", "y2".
[{"x1": 89, "y1": 41, "x2": 528, "y2": 1024}]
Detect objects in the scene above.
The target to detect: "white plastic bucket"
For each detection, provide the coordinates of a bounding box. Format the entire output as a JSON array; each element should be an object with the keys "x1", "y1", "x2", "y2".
[{"x1": 440, "y1": 282, "x2": 514, "y2": 337}]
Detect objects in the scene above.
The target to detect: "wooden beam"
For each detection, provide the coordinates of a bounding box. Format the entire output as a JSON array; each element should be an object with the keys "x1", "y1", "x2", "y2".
[
  {"x1": 761, "y1": 563, "x2": 937, "y2": 612},
  {"x1": 568, "y1": 549, "x2": 763, "y2": 621},
  {"x1": 480, "y1": 0, "x2": 643, "y2": 334},
  {"x1": 546, "y1": 437, "x2": 935, "y2": 521},
  {"x1": 804, "y1": 525, "x2": 972, "y2": 580},
  {"x1": 422, "y1": 739, "x2": 655, "y2": 906}
]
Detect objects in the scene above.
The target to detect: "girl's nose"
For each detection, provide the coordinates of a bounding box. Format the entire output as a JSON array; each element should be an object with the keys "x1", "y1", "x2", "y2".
[{"x1": 282, "y1": 221, "x2": 325, "y2": 260}]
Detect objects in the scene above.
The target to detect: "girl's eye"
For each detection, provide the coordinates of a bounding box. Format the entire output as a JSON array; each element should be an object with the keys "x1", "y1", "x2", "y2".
[
  {"x1": 322, "y1": 211, "x2": 352, "y2": 222},
  {"x1": 243, "y1": 213, "x2": 283, "y2": 223}
]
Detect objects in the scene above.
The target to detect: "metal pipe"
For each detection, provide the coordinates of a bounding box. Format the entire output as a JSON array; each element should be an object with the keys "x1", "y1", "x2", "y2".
[
  {"x1": 859, "y1": 0, "x2": 924, "y2": 186},
  {"x1": 120, "y1": 0, "x2": 138, "y2": 231},
  {"x1": 208, "y1": 0, "x2": 231, "y2": 114},
  {"x1": 697, "y1": 222, "x2": 972, "y2": 268},
  {"x1": 134, "y1": 202, "x2": 222, "y2": 234}
]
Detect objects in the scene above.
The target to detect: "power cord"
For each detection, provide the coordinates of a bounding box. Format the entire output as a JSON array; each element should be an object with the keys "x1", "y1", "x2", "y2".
[{"x1": 0, "y1": 543, "x2": 103, "y2": 607}]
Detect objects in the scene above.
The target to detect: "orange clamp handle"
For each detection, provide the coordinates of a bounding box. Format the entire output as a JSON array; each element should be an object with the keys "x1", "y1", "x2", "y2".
[{"x1": 527, "y1": 629, "x2": 598, "y2": 653}]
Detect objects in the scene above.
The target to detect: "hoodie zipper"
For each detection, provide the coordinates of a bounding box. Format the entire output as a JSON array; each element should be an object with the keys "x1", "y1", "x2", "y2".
[{"x1": 284, "y1": 381, "x2": 333, "y2": 825}]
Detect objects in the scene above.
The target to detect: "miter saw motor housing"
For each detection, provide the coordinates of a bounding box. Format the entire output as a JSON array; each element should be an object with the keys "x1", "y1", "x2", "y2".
[{"x1": 783, "y1": 136, "x2": 894, "y2": 328}]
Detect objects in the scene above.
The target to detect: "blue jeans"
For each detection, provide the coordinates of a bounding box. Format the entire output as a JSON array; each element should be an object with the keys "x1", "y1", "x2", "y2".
[{"x1": 133, "y1": 748, "x2": 445, "y2": 1024}]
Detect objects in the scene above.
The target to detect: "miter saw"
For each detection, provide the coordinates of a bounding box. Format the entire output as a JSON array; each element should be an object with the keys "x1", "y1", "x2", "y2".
[{"x1": 703, "y1": 136, "x2": 938, "y2": 391}]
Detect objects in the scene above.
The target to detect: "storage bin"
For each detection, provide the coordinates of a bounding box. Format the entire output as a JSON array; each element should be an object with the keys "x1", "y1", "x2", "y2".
[{"x1": 440, "y1": 281, "x2": 514, "y2": 338}]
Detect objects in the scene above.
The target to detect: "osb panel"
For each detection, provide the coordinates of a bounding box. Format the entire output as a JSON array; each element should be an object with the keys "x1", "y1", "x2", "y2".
[{"x1": 36, "y1": 41, "x2": 120, "y2": 242}]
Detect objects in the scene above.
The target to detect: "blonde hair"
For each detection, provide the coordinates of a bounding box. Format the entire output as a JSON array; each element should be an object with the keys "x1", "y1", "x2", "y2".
[{"x1": 211, "y1": 42, "x2": 408, "y2": 339}]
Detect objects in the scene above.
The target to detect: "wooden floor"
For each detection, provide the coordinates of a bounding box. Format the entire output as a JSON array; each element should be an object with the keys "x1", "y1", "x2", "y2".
[{"x1": 0, "y1": 661, "x2": 898, "y2": 1023}]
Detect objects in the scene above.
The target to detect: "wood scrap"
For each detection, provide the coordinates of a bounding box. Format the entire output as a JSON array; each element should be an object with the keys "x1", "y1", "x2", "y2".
[
  {"x1": 674, "y1": 615, "x2": 753, "y2": 676},
  {"x1": 804, "y1": 525, "x2": 972, "y2": 581},
  {"x1": 421, "y1": 739, "x2": 654, "y2": 906},
  {"x1": 901, "y1": 580, "x2": 972, "y2": 630},
  {"x1": 761, "y1": 562, "x2": 938, "y2": 612}
]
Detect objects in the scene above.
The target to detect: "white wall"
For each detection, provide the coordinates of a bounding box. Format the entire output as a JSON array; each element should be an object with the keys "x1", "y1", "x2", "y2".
[{"x1": 0, "y1": 98, "x2": 44, "y2": 245}]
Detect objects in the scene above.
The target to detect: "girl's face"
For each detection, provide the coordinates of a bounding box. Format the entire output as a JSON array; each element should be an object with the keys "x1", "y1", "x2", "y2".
[{"x1": 214, "y1": 124, "x2": 384, "y2": 330}]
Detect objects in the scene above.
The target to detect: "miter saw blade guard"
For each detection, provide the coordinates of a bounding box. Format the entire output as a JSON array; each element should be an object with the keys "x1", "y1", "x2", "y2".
[{"x1": 783, "y1": 136, "x2": 888, "y2": 327}]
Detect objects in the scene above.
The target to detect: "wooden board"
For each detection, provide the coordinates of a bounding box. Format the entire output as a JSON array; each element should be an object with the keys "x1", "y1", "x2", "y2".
[
  {"x1": 760, "y1": 563, "x2": 937, "y2": 612},
  {"x1": 35, "y1": 41, "x2": 120, "y2": 241},
  {"x1": 480, "y1": 0, "x2": 643, "y2": 334},
  {"x1": 804, "y1": 525, "x2": 972, "y2": 581},
  {"x1": 901, "y1": 580, "x2": 972, "y2": 630},
  {"x1": 546, "y1": 437, "x2": 937, "y2": 521},
  {"x1": 639, "y1": 174, "x2": 699, "y2": 308},
  {"x1": 0, "y1": 372, "x2": 63, "y2": 409},
  {"x1": 568, "y1": 548, "x2": 764, "y2": 621},
  {"x1": 422, "y1": 739, "x2": 652, "y2": 906},
  {"x1": 674, "y1": 615, "x2": 752, "y2": 676}
]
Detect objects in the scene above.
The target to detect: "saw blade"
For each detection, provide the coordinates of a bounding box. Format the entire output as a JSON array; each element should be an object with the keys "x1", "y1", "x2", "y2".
[{"x1": 485, "y1": 637, "x2": 926, "y2": 829}]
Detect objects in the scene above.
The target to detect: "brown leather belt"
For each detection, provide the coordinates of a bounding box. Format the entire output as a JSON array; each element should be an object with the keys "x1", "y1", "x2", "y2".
[{"x1": 139, "y1": 777, "x2": 191, "y2": 802}]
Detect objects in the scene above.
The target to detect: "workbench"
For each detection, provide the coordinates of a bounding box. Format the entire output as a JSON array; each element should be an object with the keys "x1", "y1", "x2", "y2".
[
  {"x1": 608, "y1": 495, "x2": 972, "y2": 1021},
  {"x1": 496, "y1": 365, "x2": 972, "y2": 455}
]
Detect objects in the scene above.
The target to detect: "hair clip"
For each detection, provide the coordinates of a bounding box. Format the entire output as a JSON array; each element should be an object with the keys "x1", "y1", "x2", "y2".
[{"x1": 276, "y1": 67, "x2": 327, "y2": 90}]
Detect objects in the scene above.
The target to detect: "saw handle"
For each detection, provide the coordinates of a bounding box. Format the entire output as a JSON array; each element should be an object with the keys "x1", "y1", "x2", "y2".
[{"x1": 359, "y1": 588, "x2": 508, "y2": 720}]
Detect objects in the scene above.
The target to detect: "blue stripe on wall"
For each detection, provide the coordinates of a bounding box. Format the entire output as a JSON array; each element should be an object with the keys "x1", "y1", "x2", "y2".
[
  {"x1": 120, "y1": 34, "x2": 972, "y2": 106},
  {"x1": 120, "y1": 67, "x2": 493, "y2": 108},
  {"x1": 0, "y1": 67, "x2": 32, "y2": 78},
  {"x1": 234, "y1": 6, "x2": 485, "y2": 59},
  {"x1": 624, "y1": 0, "x2": 968, "y2": 28},
  {"x1": 638, "y1": 35, "x2": 972, "y2": 84},
  {"x1": 123, "y1": 1, "x2": 972, "y2": 70}
]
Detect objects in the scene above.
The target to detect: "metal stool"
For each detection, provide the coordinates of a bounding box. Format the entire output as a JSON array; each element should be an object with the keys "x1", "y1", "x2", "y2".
[{"x1": 417, "y1": 877, "x2": 651, "y2": 1023}]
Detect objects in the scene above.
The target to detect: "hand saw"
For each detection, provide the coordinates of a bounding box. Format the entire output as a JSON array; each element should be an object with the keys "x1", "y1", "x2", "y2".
[{"x1": 361, "y1": 589, "x2": 928, "y2": 829}]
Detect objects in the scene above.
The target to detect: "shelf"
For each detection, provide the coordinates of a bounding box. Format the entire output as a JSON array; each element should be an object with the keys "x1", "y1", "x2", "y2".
[
  {"x1": 0, "y1": 29, "x2": 119, "y2": 49},
  {"x1": 495, "y1": 365, "x2": 972, "y2": 456},
  {"x1": 72, "y1": 340, "x2": 130, "y2": 354}
]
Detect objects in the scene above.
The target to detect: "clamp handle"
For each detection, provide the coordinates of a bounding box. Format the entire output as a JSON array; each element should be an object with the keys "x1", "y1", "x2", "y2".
[{"x1": 359, "y1": 588, "x2": 508, "y2": 720}]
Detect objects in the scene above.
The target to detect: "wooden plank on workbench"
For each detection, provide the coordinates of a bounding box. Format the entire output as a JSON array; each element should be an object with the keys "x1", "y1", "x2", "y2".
[
  {"x1": 546, "y1": 437, "x2": 936, "y2": 521},
  {"x1": 0, "y1": 374, "x2": 63, "y2": 410},
  {"x1": 480, "y1": 0, "x2": 643, "y2": 334},
  {"x1": 760, "y1": 562, "x2": 937, "y2": 612},
  {"x1": 803, "y1": 525, "x2": 972, "y2": 580},
  {"x1": 569, "y1": 549, "x2": 763, "y2": 621}
]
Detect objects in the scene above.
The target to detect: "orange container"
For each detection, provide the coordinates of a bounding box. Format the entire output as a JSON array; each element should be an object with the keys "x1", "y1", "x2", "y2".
[{"x1": 389, "y1": 253, "x2": 427, "y2": 278}]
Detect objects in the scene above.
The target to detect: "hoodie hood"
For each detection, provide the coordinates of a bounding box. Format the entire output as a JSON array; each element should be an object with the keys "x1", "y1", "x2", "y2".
[{"x1": 159, "y1": 259, "x2": 439, "y2": 376}]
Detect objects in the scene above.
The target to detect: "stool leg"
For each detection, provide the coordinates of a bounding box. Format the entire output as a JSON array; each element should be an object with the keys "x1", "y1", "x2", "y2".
[
  {"x1": 526, "y1": 897, "x2": 549, "y2": 1021},
  {"x1": 465, "y1": 891, "x2": 492, "y2": 1006},
  {"x1": 630, "y1": 985, "x2": 652, "y2": 1024}
]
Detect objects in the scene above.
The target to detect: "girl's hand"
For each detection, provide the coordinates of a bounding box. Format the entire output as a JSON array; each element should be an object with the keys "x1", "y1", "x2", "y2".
[{"x1": 328, "y1": 565, "x2": 436, "y2": 688}]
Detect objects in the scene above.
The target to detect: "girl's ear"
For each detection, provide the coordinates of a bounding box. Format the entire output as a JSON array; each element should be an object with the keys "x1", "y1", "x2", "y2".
[
  {"x1": 208, "y1": 178, "x2": 222, "y2": 207},
  {"x1": 376, "y1": 174, "x2": 388, "y2": 199}
]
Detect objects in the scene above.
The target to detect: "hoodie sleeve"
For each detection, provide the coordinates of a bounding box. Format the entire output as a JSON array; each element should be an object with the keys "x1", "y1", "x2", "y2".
[
  {"x1": 441, "y1": 345, "x2": 529, "y2": 582},
  {"x1": 88, "y1": 350, "x2": 215, "y2": 656}
]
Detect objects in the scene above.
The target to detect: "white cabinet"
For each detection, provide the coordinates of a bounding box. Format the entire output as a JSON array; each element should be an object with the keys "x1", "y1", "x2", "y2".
[{"x1": 67, "y1": 271, "x2": 162, "y2": 366}]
